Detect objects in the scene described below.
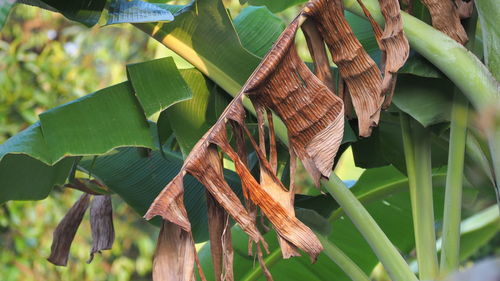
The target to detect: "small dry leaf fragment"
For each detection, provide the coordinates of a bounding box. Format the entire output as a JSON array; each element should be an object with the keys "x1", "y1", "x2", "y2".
[
  {"x1": 48, "y1": 193, "x2": 91, "y2": 266},
  {"x1": 153, "y1": 221, "x2": 196, "y2": 281},
  {"x1": 454, "y1": 0, "x2": 474, "y2": 19},
  {"x1": 357, "y1": 0, "x2": 410, "y2": 109},
  {"x1": 420, "y1": 0, "x2": 468, "y2": 44},
  {"x1": 206, "y1": 191, "x2": 234, "y2": 281},
  {"x1": 304, "y1": 0, "x2": 383, "y2": 137},
  {"x1": 88, "y1": 195, "x2": 115, "y2": 263}
]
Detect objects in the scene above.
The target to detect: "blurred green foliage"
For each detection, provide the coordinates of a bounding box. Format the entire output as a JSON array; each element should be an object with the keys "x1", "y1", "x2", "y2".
[{"x1": 0, "y1": 5, "x2": 162, "y2": 281}]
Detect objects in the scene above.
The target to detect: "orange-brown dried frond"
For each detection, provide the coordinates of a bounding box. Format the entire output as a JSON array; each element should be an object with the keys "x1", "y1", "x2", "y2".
[
  {"x1": 48, "y1": 193, "x2": 91, "y2": 266},
  {"x1": 357, "y1": 0, "x2": 410, "y2": 109},
  {"x1": 420, "y1": 0, "x2": 468, "y2": 45},
  {"x1": 454, "y1": 0, "x2": 474, "y2": 19},
  {"x1": 153, "y1": 221, "x2": 196, "y2": 281},
  {"x1": 144, "y1": 174, "x2": 191, "y2": 231},
  {"x1": 206, "y1": 191, "x2": 234, "y2": 281},
  {"x1": 305, "y1": 0, "x2": 382, "y2": 137},
  {"x1": 246, "y1": 18, "x2": 344, "y2": 185},
  {"x1": 88, "y1": 195, "x2": 115, "y2": 263},
  {"x1": 302, "y1": 18, "x2": 336, "y2": 92}
]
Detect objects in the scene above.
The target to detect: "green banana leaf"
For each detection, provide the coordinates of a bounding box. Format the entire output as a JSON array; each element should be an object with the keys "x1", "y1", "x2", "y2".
[
  {"x1": 0, "y1": 57, "x2": 191, "y2": 203},
  {"x1": 476, "y1": 0, "x2": 500, "y2": 80},
  {"x1": 17, "y1": 0, "x2": 106, "y2": 26},
  {"x1": 106, "y1": 0, "x2": 174, "y2": 25}
]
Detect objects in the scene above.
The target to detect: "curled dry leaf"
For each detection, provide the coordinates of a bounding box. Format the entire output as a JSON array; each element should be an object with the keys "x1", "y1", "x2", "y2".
[
  {"x1": 206, "y1": 191, "x2": 234, "y2": 281},
  {"x1": 88, "y1": 195, "x2": 115, "y2": 263},
  {"x1": 153, "y1": 221, "x2": 197, "y2": 281},
  {"x1": 304, "y1": 0, "x2": 383, "y2": 137},
  {"x1": 48, "y1": 193, "x2": 91, "y2": 266},
  {"x1": 420, "y1": 0, "x2": 468, "y2": 45},
  {"x1": 144, "y1": 13, "x2": 352, "y2": 280},
  {"x1": 356, "y1": 0, "x2": 410, "y2": 109}
]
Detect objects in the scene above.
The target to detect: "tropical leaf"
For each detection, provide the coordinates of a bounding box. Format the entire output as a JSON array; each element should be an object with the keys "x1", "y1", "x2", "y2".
[
  {"x1": 0, "y1": 57, "x2": 192, "y2": 203},
  {"x1": 476, "y1": 0, "x2": 500, "y2": 80},
  {"x1": 106, "y1": 0, "x2": 174, "y2": 25},
  {"x1": 17, "y1": 0, "x2": 106, "y2": 26},
  {"x1": 233, "y1": 6, "x2": 286, "y2": 58},
  {"x1": 245, "y1": 0, "x2": 306, "y2": 13},
  {"x1": 0, "y1": 123, "x2": 74, "y2": 204}
]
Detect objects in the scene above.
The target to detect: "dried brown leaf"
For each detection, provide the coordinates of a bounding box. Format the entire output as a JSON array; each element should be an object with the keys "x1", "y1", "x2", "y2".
[
  {"x1": 420, "y1": 0, "x2": 468, "y2": 44},
  {"x1": 48, "y1": 193, "x2": 90, "y2": 266},
  {"x1": 88, "y1": 195, "x2": 115, "y2": 263},
  {"x1": 305, "y1": 0, "x2": 382, "y2": 137},
  {"x1": 153, "y1": 221, "x2": 196, "y2": 281},
  {"x1": 145, "y1": 9, "x2": 352, "y2": 277},
  {"x1": 454, "y1": 0, "x2": 474, "y2": 19},
  {"x1": 302, "y1": 19, "x2": 336, "y2": 92},
  {"x1": 206, "y1": 191, "x2": 234, "y2": 281},
  {"x1": 357, "y1": 0, "x2": 410, "y2": 109}
]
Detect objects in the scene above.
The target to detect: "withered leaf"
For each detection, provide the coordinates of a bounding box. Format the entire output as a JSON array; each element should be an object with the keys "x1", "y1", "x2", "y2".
[
  {"x1": 48, "y1": 193, "x2": 91, "y2": 266},
  {"x1": 88, "y1": 195, "x2": 115, "y2": 263},
  {"x1": 153, "y1": 221, "x2": 196, "y2": 281},
  {"x1": 206, "y1": 191, "x2": 234, "y2": 281},
  {"x1": 357, "y1": 0, "x2": 410, "y2": 109},
  {"x1": 302, "y1": 18, "x2": 336, "y2": 92},
  {"x1": 454, "y1": 0, "x2": 474, "y2": 19},
  {"x1": 304, "y1": 0, "x2": 383, "y2": 137},
  {"x1": 420, "y1": 0, "x2": 468, "y2": 45}
]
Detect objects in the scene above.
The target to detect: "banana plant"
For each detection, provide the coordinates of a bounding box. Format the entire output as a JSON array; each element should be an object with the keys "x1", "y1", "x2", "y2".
[{"x1": 0, "y1": 0, "x2": 498, "y2": 281}]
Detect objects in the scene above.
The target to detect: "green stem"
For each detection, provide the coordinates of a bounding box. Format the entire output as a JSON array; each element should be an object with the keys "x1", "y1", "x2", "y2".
[
  {"x1": 323, "y1": 174, "x2": 419, "y2": 281},
  {"x1": 317, "y1": 233, "x2": 371, "y2": 281},
  {"x1": 440, "y1": 92, "x2": 468, "y2": 275},
  {"x1": 401, "y1": 114, "x2": 439, "y2": 280}
]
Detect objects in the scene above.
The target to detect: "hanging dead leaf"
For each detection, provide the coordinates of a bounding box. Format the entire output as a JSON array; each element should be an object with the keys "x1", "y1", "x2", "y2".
[
  {"x1": 48, "y1": 193, "x2": 91, "y2": 266},
  {"x1": 420, "y1": 0, "x2": 468, "y2": 44},
  {"x1": 356, "y1": 0, "x2": 410, "y2": 109},
  {"x1": 88, "y1": 195, "x2": 115, "y2": 263},
  {"x1": 304, "y1": 0, "x2": 383, "y2": 137},
  {"x1": 153, "y1": 221, "x2": 197, "y2": 281}
]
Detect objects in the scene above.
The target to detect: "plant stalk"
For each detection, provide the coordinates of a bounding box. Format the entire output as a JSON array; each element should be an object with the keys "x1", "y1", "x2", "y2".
[
  {"x1": 400, "y1": 114, "x2": 439, "y2": 280},
  {"x1": 323, "y1": 174, "x2": 419, "y2": 281},
  {"x1": 317, "y1": 233, "x2": 371, "y2": 281},
  {"x1": 440, "y1": 92, "x2": 468, "y2": 275}
]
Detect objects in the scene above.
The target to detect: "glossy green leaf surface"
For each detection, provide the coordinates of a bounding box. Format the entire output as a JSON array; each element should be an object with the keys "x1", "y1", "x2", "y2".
[
  {"x1": 127, "y1": 57, "x2": 192, "y2": 118},
  {"x1": 392, "y1": 75, "x2": 454, "y2": 127},
  {"x1": 164, "y1": 68, "x2": 228, "y2": 156},
  {"x1": 0, "y1": 123, "x2": 74, "y2": 204},
  {"x1": 233, "y1": 6, "x2": 285, "y2": 58},
  {"x1": 18, "y1": 0, "x2": 106, "y2": 26},
  {"x1": 476, "y1": 0, "x2": 500, "y2": 80},
  {"x1": 0, "y1": 57, "x2": 192, "y2": 203},
  {"x1": 135, "y1": 0, "x2": 261, "y2": 96},
  {"x1": 39, "y1": 82, "x2": 155, "y2": 162},
  {"x1": 106, "y1": 0, "x2": 174, "y2": 25},
  {"x1": 245, "y1": 0, "x2": 305, "y2": 13}
]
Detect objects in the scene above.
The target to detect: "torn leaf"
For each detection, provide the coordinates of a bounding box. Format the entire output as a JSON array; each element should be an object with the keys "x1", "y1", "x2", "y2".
[
  {"x1": 48, "y1": 193, "x2": 91, "y2": 266},
  {"x1": 88, "y1": 195, "x2": 115, "y2": 263}
]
